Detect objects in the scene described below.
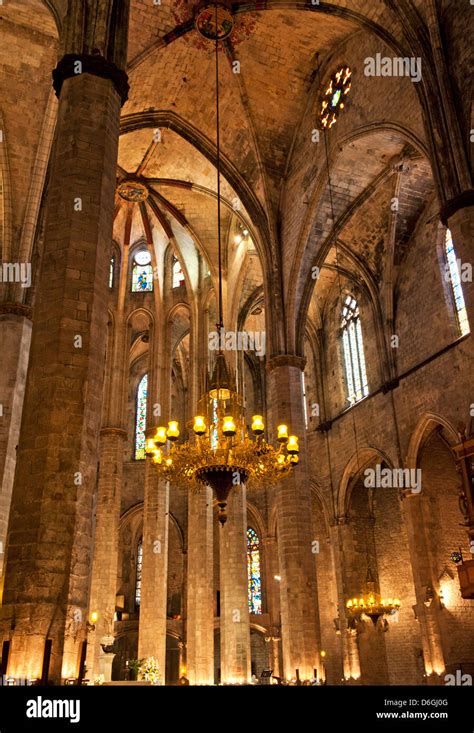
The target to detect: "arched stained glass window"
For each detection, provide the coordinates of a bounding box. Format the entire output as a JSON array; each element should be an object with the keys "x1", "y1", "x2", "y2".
[
  {"x1": 445, "y1": 229, "x2": 470, "y2": 337},
  {"x1": 135, "y1": 374, "x2": 148, "y2": 460},
  {"x1": 210, "y1": 398, "x2": 218, "y2": 449},
  {"x1": 172, "y1": 256, "x2": 185, "y2": 288},
  {"x1": 341, "y1": 294, "x2": 369, "y2": 405},
  {"x1": 132, "y1": 249, "x2": 153, "y2": 292},
  {"x1": 302, "y1": 371, "x2": 308, "y2": 429},
  {"x1": 135, "y1": 539, "x2": 143, "y2": 608},
  {"x1": 247, "y1": 528, "x2": 262, "y2": 614},
  {"x1": 109, "y1": 255, "x2": 115, "y2": 289}
]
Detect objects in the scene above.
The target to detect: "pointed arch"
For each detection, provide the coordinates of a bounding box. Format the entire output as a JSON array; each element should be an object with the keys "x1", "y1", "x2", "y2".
[
  {"x1": 337, "y1": 446, "x2": 395, "y2": 518},
  {"x1": 405, "y1": 413, "x2": 459, "y2": 472}
]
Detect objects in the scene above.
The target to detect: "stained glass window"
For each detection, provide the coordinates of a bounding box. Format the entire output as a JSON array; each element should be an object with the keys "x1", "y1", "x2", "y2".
[
  {"x1": 445, "y1": 229, "x2": 470, "y2": 337},
  {"x1": 172, "y1": 256, "x2": 185, "y2": 288},
  {"x1": 132, "y1": 249, "x2": 153, "y2": 292},
  {"x1": 341, "y1": 294, "x2": 369, "y2": 405},
  {"x1": 302, "y1": 371, "x2": 308, "y2": 429},
  {"x1": 247, "y1": 527, "x2": 262, "y2": 614},
  {"x1": 210, "y1": 398, "x2": 219, "y2": 449},
  {"x1": 135, "y1": 539, "x2": 143, "y2": 608},
  {"x1": 320, "y1": 65, "x2": 351, "y2": 130},
  {"x1": 135, "y1": 374, "x2": 148, "y2": 460},
  {"x1": 109, "y1": 256, "x2": 115, "y2": 289}
]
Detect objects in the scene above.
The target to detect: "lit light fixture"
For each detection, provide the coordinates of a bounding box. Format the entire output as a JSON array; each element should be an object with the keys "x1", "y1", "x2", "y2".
[
  {"x1": 86, "y1": 611, "x2": 98, "y2": 633},
  {"x1": 251, "y1": 415, "x2": 264, "y2": 435},
  {"x1": 145, "y1": 4, "x2": 299, "y2": 525},
  {"x1": 287, "y1": 435, "x2": 299, "y2": 454},
  {"x1": 222, "y1": 416, "x2": 236, "y2": 437},
  {"x1": 154, "y1": 427, "x2": 167, "y2": 445},
  {"x1": 146, "y1": 437, "x2": 157, "y2": 453},
  {"x1": 193, "y1": 416, "x2": 207, "y2": 435},
  {"x1": 166, "y1": 421, "x2": 180, "y2": 441},
  {"x1": 345, "y1": 569, "x2": 400, "y2": 626},
  {"x1": 152, "y1": 448, "x2": 163, "y2": 465}
]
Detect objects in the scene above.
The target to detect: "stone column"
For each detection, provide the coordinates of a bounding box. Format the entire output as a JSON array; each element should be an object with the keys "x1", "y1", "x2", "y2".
[
  {"x1": 137, "y1": 464, "x2": 169, "y2": 679},
  {"x1": 345, "y1": 629, "x2": 361, "y2": 682},
  {"x1": 186, "y1": 485, "x2": 214, "y2": 684},
  {"x1": 267, "y1": 356, "x2": 321, "y2": 681},
  {"x1": 86, "y1": 428, "x2": 126, "y2": 680},
  {"x1": 262, "y1": 535, "x2": 281, "y2": 677},
  {"x1": 330, "y1": 518, "x2": 361, "y2": 681},
  {"x1": 186, "y1": 290, "x2": 214, "y2": 685},
  {"x1": 0, "y1": 7, "x2": 129, "y2": 680},
  {"x1": 219, "y1": 482, "x2": 251, "y2": 684},
  {"x1": 401, "y1": 495, "x2": 446, "y2": 678},
  {"x1": 270, "y1": 639, "x2": 280, "y2": 679},
  {"x1": 0, "y1": 305, "x2": 32, "y2": 578}
]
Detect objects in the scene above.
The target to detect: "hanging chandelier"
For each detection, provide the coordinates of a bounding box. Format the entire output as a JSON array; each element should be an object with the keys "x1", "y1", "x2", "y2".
[
  {"x1": 145, "y1": 3, "x2": 299, "y2": 524},
  {"x1": 145, "y1": 359, "x2": 299, "y2": 524},
  {"x1": 345, "y1": 569, "x2": 400, "y2": 627}
]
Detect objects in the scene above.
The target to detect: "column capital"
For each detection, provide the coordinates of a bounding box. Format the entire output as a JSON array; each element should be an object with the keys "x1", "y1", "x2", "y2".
[
  {"x1": 99, "y1": 427, "x2": 127, "y2": 440},
  {"x1": 440, "y1": 189, "x2": 474, "y2": 226},
  {"x1": 267, "y1": 354, "x2": 306, "y2": 373},
  {"x1": 262, "y1": 534, "x2": 277, "y2": 544},
  {"x1": 0, "y1": 302, "x2": 32, "y2": 320},
  {"x1": 330, "y1": 514, "x2": 350, "y2": 527},
  {"x1": 52, "y1": 54, "x2": 129, "y2": 106}
]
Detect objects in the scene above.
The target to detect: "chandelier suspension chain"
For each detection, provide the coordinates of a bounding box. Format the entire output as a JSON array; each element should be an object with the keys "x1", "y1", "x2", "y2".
[{"x1": 215, "y1": 2, "x2": 224, "y2": 334}]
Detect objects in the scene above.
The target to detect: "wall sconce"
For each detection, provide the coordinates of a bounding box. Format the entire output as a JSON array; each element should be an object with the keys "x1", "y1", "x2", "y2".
[
  {"x1": 264, "y1": 626, "x2": 281, "y2": 643},
  {"x1": 86, "y1": 611, "x2": 98, "y2": 633},
  {"x1": 347, "y1": 618, "x2": 358, "y2": 633},
  {"x1": 423, "y1": 586, "x2": 435, "y2": 607}
]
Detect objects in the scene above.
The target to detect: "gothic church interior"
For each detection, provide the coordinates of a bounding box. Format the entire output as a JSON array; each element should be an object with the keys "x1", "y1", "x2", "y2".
[{"x1": 0, "y1": 0, "x2": 473, "y2": 688}]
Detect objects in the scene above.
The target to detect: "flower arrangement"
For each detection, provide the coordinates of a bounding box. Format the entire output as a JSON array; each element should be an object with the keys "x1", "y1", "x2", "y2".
[{"x1": 138, "y1": 657, "x2": 162, "y2": 685}]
